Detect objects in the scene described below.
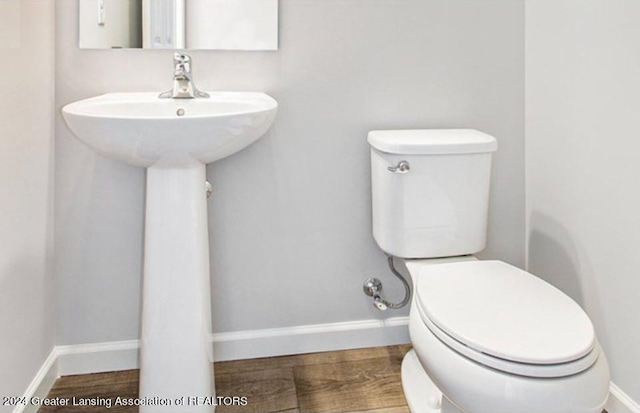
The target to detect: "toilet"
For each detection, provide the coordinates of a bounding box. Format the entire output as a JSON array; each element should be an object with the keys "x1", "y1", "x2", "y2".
[{"x1": 368, "y1": 129, "x2": 610, "y2": 413}]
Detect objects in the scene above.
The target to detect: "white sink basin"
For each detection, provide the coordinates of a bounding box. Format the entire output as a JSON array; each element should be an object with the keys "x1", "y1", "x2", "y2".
[
  {"x1": 63, "y1": 92, "x2": 278, "y2": 166},
  {"x1": 62, "y1": 91, "x2": 277, "y2": 413}
]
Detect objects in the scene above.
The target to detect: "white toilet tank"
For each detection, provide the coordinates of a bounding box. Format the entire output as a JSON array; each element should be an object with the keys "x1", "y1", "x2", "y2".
[{"x1": 369, "y1": 129, "x2": 498, "y2": 258}]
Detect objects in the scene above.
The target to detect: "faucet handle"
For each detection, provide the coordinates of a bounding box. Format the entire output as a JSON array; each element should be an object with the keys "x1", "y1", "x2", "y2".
[
  {"x1": 159, "y1": 53, "x2": 209, "y2": 99},
  {"x1": 174, "y1": 52, "x2": 190, "y2": 63},
  {"x1": 173, "y1": 52, "x2": 192, "y2": 72}
]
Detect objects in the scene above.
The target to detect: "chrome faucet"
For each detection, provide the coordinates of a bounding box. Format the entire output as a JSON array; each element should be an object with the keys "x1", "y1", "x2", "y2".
[{"x1": 159, "y1": 53, "x2": 210, "y2": 99}]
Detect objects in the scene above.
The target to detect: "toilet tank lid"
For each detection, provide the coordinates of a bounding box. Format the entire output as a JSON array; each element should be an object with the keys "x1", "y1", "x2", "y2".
[{"x1": 367, "y1": 129, "x2": 498, "y2": 155}]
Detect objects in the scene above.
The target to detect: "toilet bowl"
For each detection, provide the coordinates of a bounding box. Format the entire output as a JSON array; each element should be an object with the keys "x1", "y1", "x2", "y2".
[
  {"x1": 402, "y1": 258, "x2": 610, "y2": 413},
  {"x1": 367, "y1": 129, "x2": 610, "y2": 413}
]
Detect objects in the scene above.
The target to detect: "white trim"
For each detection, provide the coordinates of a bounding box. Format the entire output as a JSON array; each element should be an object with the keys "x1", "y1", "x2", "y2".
[
  {"x1": 607, "y1": 383, "x2": 640, "y2": 413},
  {"x1": 14, "y1": 329, "x2": 640, "y2": 413},
  {"x1": 213, "y1": 316, "x2": 411, "y2": 361},
  {"x1": 56, "y1": 339, "x2": 140, "y2": 376},
  {"x1": 54, "y1": 317, "x2": 410, "y2": 375},
  {"x1": 13, "y1": 350, "x2": 58, "y2": 413}
]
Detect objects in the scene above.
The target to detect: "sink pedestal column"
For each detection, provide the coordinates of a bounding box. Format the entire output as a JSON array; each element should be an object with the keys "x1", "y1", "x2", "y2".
[{"x1": 140, "y1": 163, "x2": 214, "y2": 413}]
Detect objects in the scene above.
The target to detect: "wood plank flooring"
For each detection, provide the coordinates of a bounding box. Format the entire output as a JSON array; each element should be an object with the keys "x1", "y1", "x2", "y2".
[{"x1": 38, "y1": 345, "x2": 412, "y2": 413}]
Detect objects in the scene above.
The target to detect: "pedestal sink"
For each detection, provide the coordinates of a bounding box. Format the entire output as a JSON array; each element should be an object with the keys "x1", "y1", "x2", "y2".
[{"x1": 63, "y1": 92, "x2": 277, "y2": 412}]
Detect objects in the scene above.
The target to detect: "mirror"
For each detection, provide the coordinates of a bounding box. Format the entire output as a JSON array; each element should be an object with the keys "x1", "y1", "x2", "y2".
[{"x1": 79, "y1": 0, "x2": 278, "y2": 50}]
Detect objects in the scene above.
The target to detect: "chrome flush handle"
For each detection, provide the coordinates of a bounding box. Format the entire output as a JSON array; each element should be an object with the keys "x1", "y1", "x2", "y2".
[{"x1": 388, "y1": 160, "x2": 410, "y2": 174}]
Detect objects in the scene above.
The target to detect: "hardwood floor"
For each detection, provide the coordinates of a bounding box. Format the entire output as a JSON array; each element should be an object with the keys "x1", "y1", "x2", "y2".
[{"x1": 38, "y1": 345, "x2": 412, "y2": 413}]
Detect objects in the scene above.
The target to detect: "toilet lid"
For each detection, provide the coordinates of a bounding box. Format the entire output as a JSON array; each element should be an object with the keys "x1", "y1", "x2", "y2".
[{"x1": 416, "y1": 260, "x2": 596, "y2": 364}]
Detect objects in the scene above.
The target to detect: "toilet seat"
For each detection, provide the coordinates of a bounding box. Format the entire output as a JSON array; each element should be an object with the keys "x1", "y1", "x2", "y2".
[
  {"x1": 414, "y1": 260, "x2": 599, "y2": 378},
  {"x1": 416, "y1": 299, "x2": 600, "y2": 378}
]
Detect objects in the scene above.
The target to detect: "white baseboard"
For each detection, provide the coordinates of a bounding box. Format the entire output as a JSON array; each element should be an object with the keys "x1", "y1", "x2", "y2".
[
  {"x1": 212, "y1": 316, "x2": 411, "y2": 361},
  {"x1": 607, "y1": 383, "x2": 640, "y2": 413},
  {"x1": 19, "y1": 317, "x2": 638, "y2": 413},
  {"x1": 56, "y1": 340, "x2": 140, "y2": 376},
  {"x1": 54, "y1": 316, "x2": 410, "y2": 375},
  {"x1": 14, "y1": 317, "x2": 408, "y2": 412},
  {"x1": 12, "y1": 350, "x2": 58, "y2": 413}
]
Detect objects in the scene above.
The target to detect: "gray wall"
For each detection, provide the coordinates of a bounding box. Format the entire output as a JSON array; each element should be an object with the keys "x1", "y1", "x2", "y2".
[
  {"x1": 55, "y1": 0, "x2": 524, "y2": 345},
  {"x1": 526, "y1": 0, "x2": 640, "y2": 402},
  {"x1": 0, "y1": 1, "x2": 55, "y2": 408}
]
